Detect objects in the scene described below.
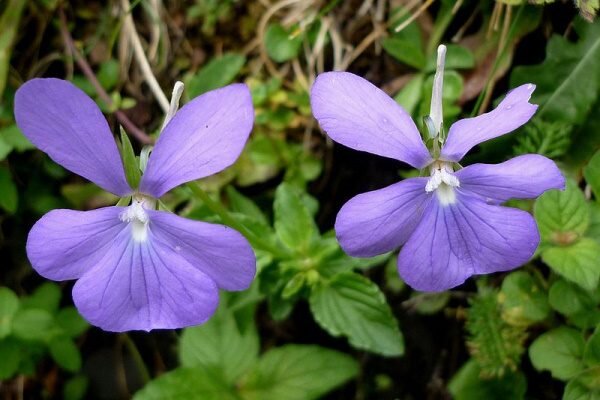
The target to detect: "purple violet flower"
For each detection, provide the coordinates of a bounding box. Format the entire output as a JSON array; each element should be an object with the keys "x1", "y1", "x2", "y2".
[
  {"x1": 310, "y1": 46, "x2": 565, "y2": 292},
  {"x1": 14, "y1": 78, "x2": 256, "y2": 331}
]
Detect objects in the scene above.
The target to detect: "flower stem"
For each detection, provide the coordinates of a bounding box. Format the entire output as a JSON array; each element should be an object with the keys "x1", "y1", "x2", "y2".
[
  {"x1": 188, "y1": 182, "x2": 289, "y2": 258},
  {"x1": 122, "y1": 333, "x2": 151, "y2": 385}
]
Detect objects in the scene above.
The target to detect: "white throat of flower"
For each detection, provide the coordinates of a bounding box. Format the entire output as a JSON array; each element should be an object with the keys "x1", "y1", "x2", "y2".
[
  {"x1": 119, "y1": 195, "x2": 156, "y2": 242},
  {"x1": 425, "y1": 161, "x2": 460, "y2": 206}
]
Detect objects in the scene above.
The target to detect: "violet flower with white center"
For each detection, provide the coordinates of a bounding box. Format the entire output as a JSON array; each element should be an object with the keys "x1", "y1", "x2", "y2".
[
  {"x1": 310, "y1": 45, "x2": 565, "y2": 292},
  {"x1": 14, "y1": 78, "x2": 256, "y2": 331}
]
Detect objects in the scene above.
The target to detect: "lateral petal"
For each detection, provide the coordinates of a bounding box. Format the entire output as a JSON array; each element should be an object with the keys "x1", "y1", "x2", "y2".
[
  {"x1": 335, "y1": 178, "x2": 429, "y2": 257},
  {"x1": 398, "y1": 192, "x2": 539, "y2": 292},
  {"x1": 14, "y1": 79, "x2": 131, "y2": 196},
  {"x1": 441, "y1": 84, "x2": 538, "y2": 162},
  {"x1": 72, "y1": 229, "x2": 219, "y2": 332},
  {"x1": 26, "y1": 207, "x2": 126, "y2": 281},
  {"x1": 148, "y1": 210, "x2": 256, "y2": 291},
  {"x1": 455, "y1": 154, "x2": 565, "y2": 204},
  {"x1": 311, "y1": 72, "x2": 432, "y2": 168},
  {"x1": 140, "y1": 84, "x2": 254, "y2": 197}
]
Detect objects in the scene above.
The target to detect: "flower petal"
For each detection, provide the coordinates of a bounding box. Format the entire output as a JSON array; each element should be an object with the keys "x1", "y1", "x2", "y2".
[
  {"x1": 148, "y1": 210, "x2": 256, "y2": 291},
  {"x1": 455, "y1": 154, "x2": 565, "y2": 203},
  {"x1": 72, "y1": 230, "x2": 219, "y2": 331},
  {"x1": 398, "y1": 192, "x2": 539, "y2": 292},
  {"x1": 140, "y1": 84, "x2": 254, "y2": 197},
  {"x1": 441, "y1": 84, "x2": 538, "y2": 162},
  {"x1": 26, "y1": 207, "x2": 126, "y2": 281},
  {"x1": 14, "y1": 79, "x2": 131, "y2": 196},
  {"x1": 311, "y1": 72, "x2": 431, "y2": 168},
  {"x1": 335, "y1": 178, "x2": 429, "y2": 257}
]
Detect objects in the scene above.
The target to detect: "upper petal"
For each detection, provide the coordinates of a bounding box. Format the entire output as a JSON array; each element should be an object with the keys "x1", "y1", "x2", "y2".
[
  {"x1": 441, "y1": 84, "x2": 538, "y2": 162},
  {"x1": 335, "y1": 177, "x2": 429, "y2": 257},
  {"x1": 398, "y1": 192, "x2": 539, "y2": 292},
  {"x1": 455, "y1": 154, "x2": 565, "y2": 204},
  {"x1": 72, "y1": 231, "x2": 219, "y2": 332},
  {"x1": 26, "y1": 207, "x2": 126, "y2": 281},
  {"x1": 14, "y1": 79, "x2": 131, "y2": 196},
  {"x1": 140, "y1": 84, "x2": 254, "y2": 197},
  {"x1": 147, "y1": 210, "x2": 256, "y2": 291},
  {"x1": 311, "y1": 72, "x2": 431, "y2": 168}
]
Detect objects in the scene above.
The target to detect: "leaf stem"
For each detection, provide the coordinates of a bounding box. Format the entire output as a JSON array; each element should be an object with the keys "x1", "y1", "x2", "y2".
[{"x1": 122, "y1": 333, "x2": 151, "y2": 385}]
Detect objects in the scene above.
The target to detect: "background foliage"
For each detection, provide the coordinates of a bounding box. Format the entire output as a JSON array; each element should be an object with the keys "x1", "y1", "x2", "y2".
[{"x1": 1, "y1": 0, "x2": 600, "y2": 399}]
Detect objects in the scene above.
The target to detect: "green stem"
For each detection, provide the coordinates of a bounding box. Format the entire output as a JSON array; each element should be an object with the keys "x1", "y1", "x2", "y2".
[
  {"x1": 425, "y1": 1, "x2": 455, "y2": 56},
  {"x1": 122, "y1": 333, "x2": 151, "y2": 385},
  {"x1": 187, "y1": 182, "x2": 289, "y2": 258},
  {"x1": 470, "y1": 4, "x2": 525, "y2": 117}
]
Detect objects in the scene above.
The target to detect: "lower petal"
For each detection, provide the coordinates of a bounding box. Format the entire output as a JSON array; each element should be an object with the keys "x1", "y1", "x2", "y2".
[
  {"x1": 335, "y1": 178, "x2": 429, "y2": 257},
  {"x1": 72, "y1": 229, "x2": 219, "y2": 332},
  {"x1": 398, "y1": 192, "x2": 539, "y2": 292},
  {"x1": 147, "y1": 210, "x2": 256, "y2": 291},
  {"x1": 26, "y1": 207, "x2": 126, "y2": 281}
]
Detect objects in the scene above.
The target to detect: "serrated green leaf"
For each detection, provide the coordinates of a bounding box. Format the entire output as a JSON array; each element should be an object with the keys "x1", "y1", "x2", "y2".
[
  {"x1": 534, "y1": 180, "x2": 589, "y2": 245},
  {"x1": 56, "y1": 307, "x2": 89, "y2": 338},
  {"x1": 264, "y1": 23, "x2": 303, "y2": 63},
  {"x1": 187, "y1": 53, "x2": 246, "y2": 97},
  {"x1": 21, "y1": 282, "x2": 62, "y2": 313},
  {"x1": 49, "y1": 336, "x2": 82, "y2": 372},
  {"x1": 585, "y1": 326, "x2": 600, "y2": 366},
  {"x1": 513, "y1": 119, "x2": 572, "y2": 158},
  {"x1": 309, "y1": 272, "x2": 404, "y2": 356},
  {"x1": 448, "y1": 359, "x2": 527, "y2": 400},
  {"x1": 11, "y1": 309, "x2": 54, "y2": 341},
  {"x1": 241, "y1": 345, "x2": 358, "y2": 400},
  {"x1": 585, "y1": 150, "x2": 600, "y2": 201},
  {"x1": 273, "y1": 183, "x2": 318, "y2": 253},
  {"x1": 542, "y1": 238, "x2": 600, "y2": 291},
  {"x1": 0, "y1": 338, "x2": 21, "y2": 379},
  {"x1": 499, "y1": 271, "x2": 550, "y2": 326},
  {"x1": 119, "y1": 128, "x2": 141, "y2": 189},
  {"x1": 511, "y1": 18, "x2": 600, "y2": 125},
  {"x1": 180, "y1": 304, "x2": 259, "y2": 383},
  {"x1": 0, "y1": 287, "x2": 19, "y2": 338},
  {"x1": 529, "y1": 327, "x2": 585, "y2": 381},
  {"x1": 548, "y1": 279, "x2": 600, "y2": 329},
  {"x1": 133, "y1": 366, "x2": 238, "y2": 400},
  {"x1": 0, "y1": 164, "x2": 18, "y2": 213}
]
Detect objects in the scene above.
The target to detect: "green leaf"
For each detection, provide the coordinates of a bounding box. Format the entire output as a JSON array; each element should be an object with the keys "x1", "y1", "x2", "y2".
[
  {"x1": 309, "y1": 272, "x2": 404, "y2": 356},
  {"x1": 0, "y1": 287, "x2": 19, "y2": 338},
  {"x1": 585, "y1": 150, "x2": 600, "y2": 201},
  {"x1": 273, "y1": 183, "x2": 318, "y2": 253},
  {"x1": 133, "y1": 366, "x2": 238, "y2": 400},
  {"x1": 187, "y1": 53, "x2": 246, "y2": 97},
  {"x1": 97, "y1": 60, "x2": 120, "y2": 91},
  {"x1": 564, "y1": 378, "x2": 600, "y2": 400},
  {"x1": 119, "y1": 128, "x2": 141, "y2": 189},
  {"x1": 448, "y1": 359, "x2": 527, "y2": 400},
  {"x1": 549, "y1": 279, "x2": 600, "y2": 329},
  {"x1": 534, "y1": 180, "x2": 589, "y2": 245},
  {"x1": 0, "y1": 164, "x2": 18, "y2": 213},
  {"x1": 0, "y1": 338, "x2": 21, "y2": 379},
  {"x1": 11, "y1": 309, "x2": 54, "y2": 341},
  {"x1": 63, "y1": 375, "x2": 89, "y2": 400},
  {"x1": 49, "y1": 337, "x2": 82, "y2": 372},
  {"x1": 499, "y1": 271, "x2": 550, "y2": 326},
  {"x1": 225, "y1": 186, "x2": 269, "y2": 225},
  {"x1": 585, "y1": 326, "x2": 600, "y2": 366},
  {"x1": 264, "y1": 23, "x2": 302, "y2": 63},
  {"x1": 56, "y1": 307, "x2": 89, "y2": 337},
  {"x1": 381, "y1": 37, "x2": 426, "y2": 69},
  {"x1": 425, "y1": 44, "x2": 474, "y2": 72},
  {"x1": 241, "y1": 345, "x2": 359, "y2": 400},
  {"x1": 22, "y1": 282, "x2": 62, "y2": 313},
  {"x1": 513, "y1": 119, "x2": 572, "y2": 158},
  {"x1": 180, "y1": 304, "x2": 259, "y2": 383},
  {"x1": 511, "y1": 18, "x2": 600, "y2": 125},
  {"x1": 542, "y1": 238, "x2": 600, "y2": 291},
  {"x1": 529, "y1": 327, "x2": 585, "y2": 381},
  {"x1": 394, "y1": 74, "x2": 424, "y2": 115}
]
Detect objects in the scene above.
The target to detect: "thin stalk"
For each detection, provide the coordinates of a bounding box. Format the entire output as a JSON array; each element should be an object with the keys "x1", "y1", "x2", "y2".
[
  {"x1": 122, "y1": 334, "x2": 151, "y2": 385},
  {"x1": 188, "y1": 182, "x2": 289, "y2": 258}
]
